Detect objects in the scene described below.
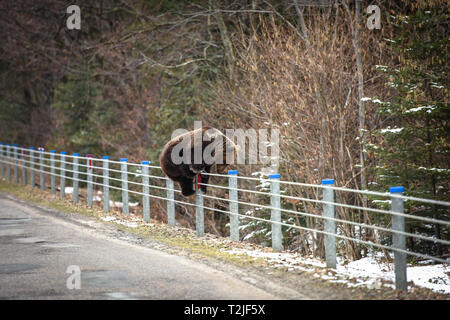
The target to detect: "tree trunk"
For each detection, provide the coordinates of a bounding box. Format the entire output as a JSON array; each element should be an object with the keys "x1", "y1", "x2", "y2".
[
  {"x1": 210, "y1": 0, "x2": 235, "y2": 79},
  {"x1": 344, "y1": 0, "x2": 369, "y2": 239}
]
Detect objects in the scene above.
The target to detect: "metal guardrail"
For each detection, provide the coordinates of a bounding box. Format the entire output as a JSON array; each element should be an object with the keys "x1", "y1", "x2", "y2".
[{"x1": 0, "y1": 143, "x2": 449, "y2": 292}]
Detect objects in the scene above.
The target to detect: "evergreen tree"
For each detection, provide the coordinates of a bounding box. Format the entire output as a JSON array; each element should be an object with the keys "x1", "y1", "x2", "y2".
[
  {"x1": 52, "y1": 73, "x2": 117, "y2": 155},
  {"x1": 370, "y1": 3, "x2": 449, "y2": 259}
]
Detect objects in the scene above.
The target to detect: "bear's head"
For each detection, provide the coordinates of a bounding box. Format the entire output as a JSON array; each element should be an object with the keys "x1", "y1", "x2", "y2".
[{"x1": 203, "y1": 128, "x2": 240, "y2": 174}]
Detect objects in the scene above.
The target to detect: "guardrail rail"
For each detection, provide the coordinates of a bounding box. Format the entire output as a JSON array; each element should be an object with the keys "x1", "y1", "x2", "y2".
[{"x1": 0, "y1": 143, "x2": 448, "y2": 292}]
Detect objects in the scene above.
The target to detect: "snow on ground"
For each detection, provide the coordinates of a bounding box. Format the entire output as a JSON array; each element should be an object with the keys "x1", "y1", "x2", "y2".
[
  {"x1": 406, "y1": 264, "x2": 450, "y2": 293},
  {"x1": 100, "y1": 216, "x2": 116, "y2": 222},
  {"x1": 64, "y1": 189, "x2": 140, "y2": 207},
  {"x1": 223, "y1": 247, "x2": 450, "y2": 294},
  {"x1": 100, "y1": 215, "x2": 147, "y2": 228},
  {"x1": 65, "y1": 187, "x2": 73, "y2": 194},
  {"x1": 334, "y1": 256, "x2": 450, "y2": 293},
  {"x1": 225, "y1": 248, "x2": 325, "y2": 272},
  {"x1": 107, "y1": 200, "x2": 139, "y2": 208}
]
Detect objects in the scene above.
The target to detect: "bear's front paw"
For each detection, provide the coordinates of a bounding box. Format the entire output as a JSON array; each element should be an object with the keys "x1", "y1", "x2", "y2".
[{"x1": 181, "y1": 187, "x2": 196, "y2": 197}]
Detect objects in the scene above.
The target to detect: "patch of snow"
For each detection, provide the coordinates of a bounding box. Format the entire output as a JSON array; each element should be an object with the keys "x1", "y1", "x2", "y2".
[
  {"x1": 337, "y1": 256, "x2": 450, "y2": 294},
  {"x1": 101, "y1": 216, "x2": 116, "y2": 222},
  {"x1": 408, "y1": 264, "x2": 450, "y2": 293},
  {"x1": 108, "y1": 201, "x2": 139, "y2": 207},
  {"x1": 404, "y1": 105, "x2": 436, "y2": 114},
  {"x1": 65, "y1": 187, "x2": 73, "y2": 194},
  {"x1": 387, "y1": 81, "x2": 398, "y2": 88},
  {"x1": 371, "y1": 199, "x2": 391, "y2": 204},
  {"x1": 110, "y1": 200, "x2": 123, "y2": 208},
  {"x1": 375, "y1": 65, "x2": 388, "y2": 71},
  {"x1": 243, "y1": 231, "x2": 256, "y2": 241},
  {"x1": 225, "y1": 247, "x2": 325, "y2": 272},
  {"x1": 115, "y1": 220, "x2": 139, "y2": 228},
  {"x1": 418, "y1": 167, "x2": 448, "y2": 173},
  {"x1": 362, "y1": 97, "x2": 385, "y2": 104},
  {"x1": 380, "y1": 127, "x2": 403, "y2": 134},
  {"x1": 100, "y1": 215, "x2": 140, "y2": 228},
  {"x1": 223, "y1": 247, "x2": 450, "y2": 294}
]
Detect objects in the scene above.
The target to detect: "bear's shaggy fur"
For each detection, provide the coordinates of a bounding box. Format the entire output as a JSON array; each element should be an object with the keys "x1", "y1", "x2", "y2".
[{"x1": 159, "y1": 126, "x2": 238, "y2": 196}]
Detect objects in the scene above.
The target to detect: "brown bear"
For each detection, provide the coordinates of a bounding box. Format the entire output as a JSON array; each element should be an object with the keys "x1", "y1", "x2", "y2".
[{"x1": 159, "y1": 126, "x2": 239, "y2": 196}]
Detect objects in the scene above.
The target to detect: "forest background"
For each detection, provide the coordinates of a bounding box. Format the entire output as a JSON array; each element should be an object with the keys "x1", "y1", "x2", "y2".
[{"x1": 0, "y1": 0, "x2": 448, "y2": 261}]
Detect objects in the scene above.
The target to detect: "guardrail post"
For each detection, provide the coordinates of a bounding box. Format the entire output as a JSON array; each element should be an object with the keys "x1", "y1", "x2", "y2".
[
  {"x1": 13, "y1": 144, "x2": 19, "y2": 184},
  {"x1": 21, "y1": 148, "x2": 27, "y2": 186},
  {"x1": 166, "y1": 179, "x2": 175, "y2": 226},
  {"x1": 121, "y1": 158, "x2": 129, "y2": 214},
  {"x1": 29, "y1": 147, "x2": 35, "y2": 187},
  {"x1": 269, "y1": 174, "x2": 282, "y2": 251},
  {"x1": 73, "y1": 154, "x2": 79, "y2": 204},
  {"x1": 142, "y1": 161, "x2": 150, "y2": 222},
  {"x1": 322, "y1": 179, "x2": 337, "y2": 269},
  {"x1": 0, "y1": 143, "x2": 4, "y2": 179},
  {"x1": 390, "y1": 186, "x2": 407, "y2": 291},
  {"x1": 50, "y1": 150, "x2": 56, "y2": 194},
  {"x1": 39, "y1": 148, "x2": 45, "y2": 190},
  {"x1": 87, "y1": 154, "x2": 93, "y2": 207},
  {"x1": 195, "y1": 174, "x2": 204, "y2": 237},
  {"x1": 60, "y1": 151, "x2": 66, "y2": 198},
  {"x1": 228, "y1": 170, "x2": 239, "y2": 241},
  {"x1": 102, "y1": 156, "x2": 110, "y2": 212},
  {"x1": 6, "y1": 144, "x2": 11, "y2": 183}
]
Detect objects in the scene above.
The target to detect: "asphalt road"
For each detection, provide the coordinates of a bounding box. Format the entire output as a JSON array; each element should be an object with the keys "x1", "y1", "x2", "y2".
[{"x1": 0, "y1": 194, "x2": 278, "y2": 300}]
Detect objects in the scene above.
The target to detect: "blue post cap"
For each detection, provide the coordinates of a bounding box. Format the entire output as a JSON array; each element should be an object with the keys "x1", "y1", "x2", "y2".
[
  {"x1": 50, "y1": 150, "x2": 56, "y2": 153},
  {"x1": 73, "y1": 153, "x2": 79, "y2": 156},
  {"x1": 269, "y1": 173, "x2": 281, "y2": 179},
  {"x1": 389, "y1": 186, "x2": 404, "y2": 193},
  {"x1": 322, "y1": 179, "x2": 335, "y2": 185},
  {"x1": 228, "y1": 170, "x2": 238, "y2": 175},
  {"x1": 0, "y1": 142, "x2": 3, "y2": 145},
  {"x1": 61, "y1": 151, "x2": 67, "y2": 155},
  {"x1": 29, "y1": 147, "x2": 35, "y2": 150},
  {"x1": 120, "y1": 158, "x2": 128, "y2": 162},
  {"x1": 102, "y1": 156, "x2": 110, "y2": 159},
  {"x1": 141, "y1": 161, "x2": 150, "y2": 164},
  {"x1": 13, "y1": 144, "x2": 19, "y2": 147}
]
